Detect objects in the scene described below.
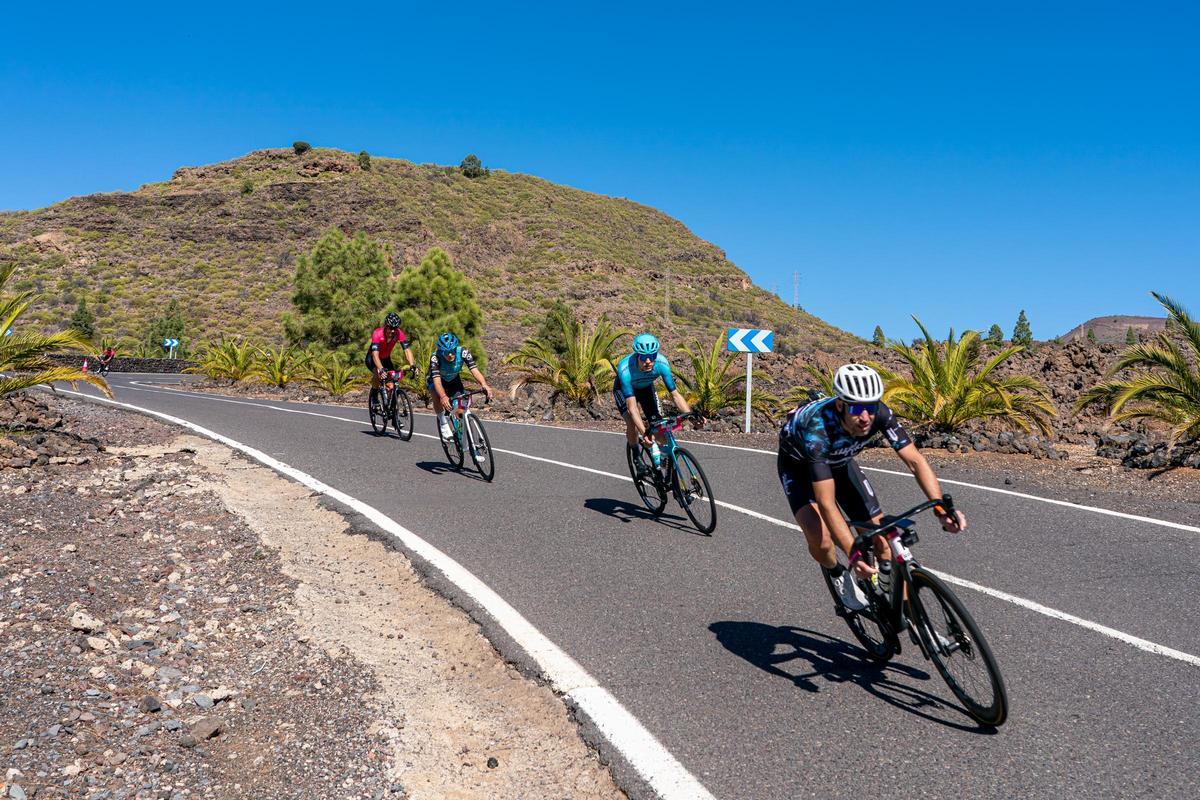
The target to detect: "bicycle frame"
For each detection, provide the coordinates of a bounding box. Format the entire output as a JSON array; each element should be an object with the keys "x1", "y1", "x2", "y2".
[{"x1": 644, "y1": 415, "x2": 689, "y2": 485}]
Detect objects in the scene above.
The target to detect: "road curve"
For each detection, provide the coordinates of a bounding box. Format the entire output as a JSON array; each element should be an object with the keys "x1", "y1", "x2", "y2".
[{"x1": 62, "y1": 374, "x2": 1200, "y2": 800}]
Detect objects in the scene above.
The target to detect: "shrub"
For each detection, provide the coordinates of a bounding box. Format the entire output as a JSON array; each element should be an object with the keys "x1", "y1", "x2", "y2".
[
  {"x1": 302, "y1": 350, "x2": 369, "y2": 396},
  {"x1": 874, "y1": 317, "x2": 1055, "y2": 435},
  {"x1": 503, "y1": 313, "x2": 625, "y2": 407},
  {"x1": 460, "y1": 154, "x2": 488, "y2": 179},
  {"x1": 283, "y1": 228, "x2": 390, "y2": 355},
  {"x1": 871, "y1": 326, "x2": 885, "y2": 347},
  {"x1": 1077, "y1": 292, "x2": 1200, "y2": 444},
  {"x1": 144, "y1": 299, "x2": 188, "y2": 357},
  {"x1": 187, "y1": 338, "x2": 257, "y2": 382},
  {"x1": 535, "y1": 299, "x2": 579, "y2": 357},
  {"x1": 253, "y1": 345, "x2": 308, "y2": 389},
  {"x1": 1011, "y1": 310, "x2": 1033, "y2": 347},
  {"x1": 240, "y1": 178, "x2": 254, "y2": 195},
  {"x1": 70, "y1": 297, "x2": 96, "y2": 340},
  {"x1": 1126, "y1": 326, "x2": 1138, "y2": 345},
  {"x1": 293, "y1": 141, "x2": 312, "y2": 155},
  {"x1": 1087, "y1": 328, "x2": 1097, "y2": 344},
  {"x1": 986, "y1": 324, "x2": 1004, "y2": 348},
  {"x1": 357, "y1": 151, "x2": 371, "y2": 170},
  {"x1": 389, "y1": 247, "x2": 487, "y2": 368}
]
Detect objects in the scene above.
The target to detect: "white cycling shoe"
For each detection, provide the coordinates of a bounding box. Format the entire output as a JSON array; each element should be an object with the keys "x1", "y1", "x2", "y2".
[{"x1": 832, "y1": 570, "x2": 869, "y2": 611}]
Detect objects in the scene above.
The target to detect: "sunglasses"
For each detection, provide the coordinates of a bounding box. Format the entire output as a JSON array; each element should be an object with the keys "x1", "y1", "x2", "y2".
[
  {"x1": 635, "y1": 353, "x2": 656, "y2": 364},
  {"x1": 848, "y1": 402, "x2": 879, "y2": 416}
]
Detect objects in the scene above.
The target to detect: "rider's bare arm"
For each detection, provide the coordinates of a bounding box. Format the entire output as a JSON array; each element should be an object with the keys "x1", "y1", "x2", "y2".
[
  {"x1": 469, "y1": 366, "x2": 492, "y2": 399},
  {"x1": 896, "y1": 443, "x2": 966, "y2": 532},
  {"x1": 669, "y1": 388, "x2": 692, "y2": 415}
]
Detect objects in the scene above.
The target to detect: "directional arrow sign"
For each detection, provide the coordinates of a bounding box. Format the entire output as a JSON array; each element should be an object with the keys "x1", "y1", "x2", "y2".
[
  {"x1": 726, "y1": 328, "x2": 774, "y2": 353},
  {"x1": 163, "y1": 338, "x2": 180, "y2": 348}
]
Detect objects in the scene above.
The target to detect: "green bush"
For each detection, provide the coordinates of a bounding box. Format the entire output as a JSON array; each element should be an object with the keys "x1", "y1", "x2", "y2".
[
  {"x1": 1011, "y1": 310, "x2": 1033, "y2": 347},
  {"x1": 389, "y1": 247, "x2": 487, "y2": 368},
  {"x1": 357, "y1": 151, "x2": 371, "y2": 170},
  {"x1": 240, "y1": 178, "x2": 254, "y2": 195},
  {"x1": 293, "y1": 141, "x2": 312, "y2": 155},
  {"x1": 70, "y1": 297, "x2": 96, "y2": 340},
  {"x1": 460, "y1": 154, "x2": 488, "y2": 179}
]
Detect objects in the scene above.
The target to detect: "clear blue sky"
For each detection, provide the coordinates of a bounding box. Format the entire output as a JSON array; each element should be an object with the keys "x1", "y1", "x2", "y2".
[{"x1": 3, "y1": 1, "x2": 1197, "y2": 341}]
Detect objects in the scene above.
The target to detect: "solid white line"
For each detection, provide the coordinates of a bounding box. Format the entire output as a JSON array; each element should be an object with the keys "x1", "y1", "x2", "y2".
[
  {"x1": 927, "y1": 569, "x2": 1200, "y2": 668},
  {"x1": 89, "y1": 383, "x2": 1200, "y2": 668},
  {"x1": 58, "y1": 388, "x2": 715, "y2": 800}
]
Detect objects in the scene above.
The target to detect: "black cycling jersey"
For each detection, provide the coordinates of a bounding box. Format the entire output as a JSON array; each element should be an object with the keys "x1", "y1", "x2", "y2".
[{"x1": 778, "y1": 397, "x2": 911, "y2": 482}]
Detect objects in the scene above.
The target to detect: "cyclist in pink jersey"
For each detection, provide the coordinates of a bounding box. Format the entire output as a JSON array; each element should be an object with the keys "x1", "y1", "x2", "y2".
[{"x1": 365, "y1": 312, "x2": 416, "y2": 403}]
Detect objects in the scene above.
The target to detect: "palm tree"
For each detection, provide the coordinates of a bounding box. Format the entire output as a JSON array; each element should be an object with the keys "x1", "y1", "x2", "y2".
[
  {"x1": 504, "y1": 312, "x2": 626, "y2": 407},
  {"x1": 873, "y1": 317, "x2": 1055, "y2": 435},
  {"x1": 0, "y1": 263, "x2": 110, "y2": 399},
  {"x1": 676, "y1": 336, "x2": 773, "y2": 419},
  {"x1": 1076, "y1": 292, "x2": 1200, "y2": 444},
  {"x1": 187, "y1": 337, "x2": 257, "y2": 383},
  {"x1": 253, "y1": 345, "x2": 308, "y2": 389},
  {"x1": 302, "y1": 350, "x2": 369, "y2": 397}
]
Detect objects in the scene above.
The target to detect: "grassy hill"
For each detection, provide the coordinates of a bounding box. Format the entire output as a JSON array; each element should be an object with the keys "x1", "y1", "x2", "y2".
[
  {"x1": 1059, "y1": 315, "x2": 1166, "y2": 344},
  {"x1": 0, "y1": 147, "x2": 858, "y2": 357}
]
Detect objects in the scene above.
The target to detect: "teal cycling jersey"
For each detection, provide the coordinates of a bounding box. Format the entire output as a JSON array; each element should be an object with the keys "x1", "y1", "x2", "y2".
[
  {"x1": 427, "y1": 346, "x2": 478, "y2": 385},
  {"x1": 614, "y1": 353, "x2": 677, "y2": 398}
]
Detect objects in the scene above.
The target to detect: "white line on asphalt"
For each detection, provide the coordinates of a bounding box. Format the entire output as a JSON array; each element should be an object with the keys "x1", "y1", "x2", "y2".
[
  {"x1": 90, "y1": 383, "x2": 1200, "y2": 668},
  {"x1": 59, "y1": 388, "x2": 716, "y2": 800}
]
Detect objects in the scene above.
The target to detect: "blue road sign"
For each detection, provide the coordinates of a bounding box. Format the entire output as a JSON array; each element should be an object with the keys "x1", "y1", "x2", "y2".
[
  {"x1": 726, "y1": 328, "x2": 774, "y2": 353},
  {"x1": 163, "y1": 338, "x2": 180, "y2": 348}
]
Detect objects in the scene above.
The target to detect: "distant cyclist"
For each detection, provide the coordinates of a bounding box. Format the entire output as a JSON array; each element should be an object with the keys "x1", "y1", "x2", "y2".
[
  {"x1": 777, "y1": 363, "x2": 966, "y2": 611},
  {"x1": 428, "y1": 332, "x2": 493, "y2": 439},
  {"x1": 98, "y1": 346, "x2": 115, "y2": 376},
  {"x1": 613, "y1": 333, "x2": 693, "y2": 461},
  {"x1": 366, "y1": 312, "x2": 416, "y2": 404}
]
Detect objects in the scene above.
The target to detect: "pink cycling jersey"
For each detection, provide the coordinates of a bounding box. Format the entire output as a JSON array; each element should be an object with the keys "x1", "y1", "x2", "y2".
[{"x1": 369, "y1": 327, "x2": 408, "y2": 359}]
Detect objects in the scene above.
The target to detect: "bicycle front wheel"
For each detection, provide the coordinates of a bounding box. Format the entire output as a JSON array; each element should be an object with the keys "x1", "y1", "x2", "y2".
[
  {"x1": 393, "y1": 389, "x2": 414, "y2": 442},
  {"x1": 821, "y1": 565, "x2": 896, "y2": 664},
  {"x1": 465, "y1": 413, "x2": 495, "y2": 481},
  {"x1": 369, "y1": 389, "x2": 387, "y2": 435},
  {"x1": 908, "y1": 567, "x2": 1008, "y2": 726},
  {"x1": 439, "y1": 416, "x2": 464, "y2": 469},
  {"x1": 670, "y1": 447, "x2": 716, "y2": 533},
  {"x1": 626, "y1": 444, "x2": 667, "y2": 516}
]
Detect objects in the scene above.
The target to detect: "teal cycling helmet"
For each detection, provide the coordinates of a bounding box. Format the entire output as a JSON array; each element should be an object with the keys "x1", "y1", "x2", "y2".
[
  {"x1": 436, "y1": 332, "x2": 459, "y2": 355},
  {"x1": 632, "y1": 333, "x2": 660, "y2": 357}
]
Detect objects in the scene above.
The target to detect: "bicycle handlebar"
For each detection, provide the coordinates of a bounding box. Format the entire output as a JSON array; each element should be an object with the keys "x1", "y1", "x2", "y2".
[
  {"x1": 846, "y1": 494, "x2": 957, "y2": 562},
  {"x1": 647, "y1": 411, "x2": 699, "y2": 434}
]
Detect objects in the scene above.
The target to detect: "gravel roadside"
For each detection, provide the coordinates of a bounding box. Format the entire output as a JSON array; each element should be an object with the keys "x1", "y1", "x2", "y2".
[{"x1": 1, "y1": 394, "x2": 626, "y2": 800}]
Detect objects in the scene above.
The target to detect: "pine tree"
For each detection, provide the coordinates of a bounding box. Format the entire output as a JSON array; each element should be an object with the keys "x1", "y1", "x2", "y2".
[
  {"x1": 986, "y1": 323, "x2": 1004, "y2": 348},
  {"x1": 70, "y1": 297, "x2": 96, "y2": 340},
  {"x1": 389, "y1": 248, "x2": 487, "y2": 368},
  {"x1": 536, "y1": 299, "x2": 580, "y2": 357},
  {"x1": 145, "y1": 299, "x2": 188, "y2": 356},
  {"x1": 1087, "y1": 327, "x2": 1097, "y2": 344},
  {"x1": 357, "y1": 151, "x2": 371, "y2": 170},
  {"x1": 871, "y1": 325, "x2": 885, "y2": 346},
  {"x1": 284, "y1": 228, "x2": 391, "y2": 354},
  {"x1": 1012, "y1": 310, "x2": 1033, "y2": 347},
  {"x1": 1126, "y1": 326, "x2": 1138, "y2": 345},
  {"x1": 459, "y1": 154, "x2": 488, "y2": 179}
]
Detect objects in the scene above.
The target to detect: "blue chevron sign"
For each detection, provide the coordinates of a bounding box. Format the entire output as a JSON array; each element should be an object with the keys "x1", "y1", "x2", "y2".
[{"x1": 726, "y1": 328, "x2": 774, "y2": 353}]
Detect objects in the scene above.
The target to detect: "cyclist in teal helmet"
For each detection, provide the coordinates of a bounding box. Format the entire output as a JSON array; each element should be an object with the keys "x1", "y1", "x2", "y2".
[
  {"x1": 613, "y1": 332, "x2": 692, "y2": 453},
  {"x1": 427, "y1": 332, "x2": 493, "y2": 439}
]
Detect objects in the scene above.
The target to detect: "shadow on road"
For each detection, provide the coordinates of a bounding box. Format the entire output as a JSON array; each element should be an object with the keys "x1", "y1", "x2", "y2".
[
  {"x1": 413, "y1": 460, "x2": 489, "y2": 482},
  {"x1": 709, "y1": 620, "x2": 996, "y2": 733},
  {"x1": 583, "y1": 497, "x2": 705, "y2": 535}
]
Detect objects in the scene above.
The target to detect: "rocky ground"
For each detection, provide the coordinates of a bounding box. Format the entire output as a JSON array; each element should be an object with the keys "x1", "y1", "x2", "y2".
[{"x1": 1, "y1": 393, "x2": 625, "y2": 800}]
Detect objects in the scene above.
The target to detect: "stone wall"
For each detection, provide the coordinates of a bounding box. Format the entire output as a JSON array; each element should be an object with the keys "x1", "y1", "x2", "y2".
[{"x1": 45, "y1": 354, "x2": 196, "y2": 374}]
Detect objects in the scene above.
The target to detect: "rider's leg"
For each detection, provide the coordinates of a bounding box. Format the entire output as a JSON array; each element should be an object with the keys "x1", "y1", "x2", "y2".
[
  {"x1": 794, "y1": 503, "x2": 838, "y2": 569},
  {"x1": 840, "y1": 462, "x2": 888, "y2": 562}
]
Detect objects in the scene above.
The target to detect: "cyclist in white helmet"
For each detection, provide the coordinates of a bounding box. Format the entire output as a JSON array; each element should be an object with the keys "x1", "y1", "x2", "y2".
[{"x1": 777, "y1": 363, "x2": 966, "y2": 611}]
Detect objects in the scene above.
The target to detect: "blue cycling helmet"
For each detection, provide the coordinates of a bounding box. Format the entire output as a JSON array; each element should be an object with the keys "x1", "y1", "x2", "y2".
[
  {"x1": 436, "y1": 332, "x2": 459, "y2": 355},
  {"x1": 632, "y1": 333, "x2": 660, "y2": 357}
]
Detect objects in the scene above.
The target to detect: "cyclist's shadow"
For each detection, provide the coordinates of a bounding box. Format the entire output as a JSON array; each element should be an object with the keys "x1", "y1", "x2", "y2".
[
  {"x1": 583, "y1": 497, "x2": 705, "y2": 536},
  {"x1": 413, "y1": 460, "x2": 489, "y2": 482},
  {"x1": 709, "y1": 620, "x2": 995, "y2": 733}
]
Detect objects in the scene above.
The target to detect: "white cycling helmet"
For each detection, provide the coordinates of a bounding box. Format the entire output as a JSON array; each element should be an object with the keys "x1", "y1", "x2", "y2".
[{"x1": 832, "y1": 363, "x2": 884, "y2": 403}]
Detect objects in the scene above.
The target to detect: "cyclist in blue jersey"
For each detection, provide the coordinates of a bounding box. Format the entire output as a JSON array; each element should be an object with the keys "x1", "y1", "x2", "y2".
[
  {"x1": 428, "y1": 332, "x2": 493, "y2": 440},
  {"x1": 778, "y1": 363, "x2": 966, "y2": 611},
  {"x1": 613, "y1": 333, "x2": 693, "y2": 458}
]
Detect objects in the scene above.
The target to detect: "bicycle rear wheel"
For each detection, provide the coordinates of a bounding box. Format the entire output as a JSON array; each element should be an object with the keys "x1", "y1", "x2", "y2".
[
  {"x1": 908, "y1": 567, "x2": 1008, "y2": 726},
  {"x1": 393, "y1": 389, "x2": 414, "y2": 442},
  {"x1": 369, "y1": 389, "x2": 387, "y2": 435},
  {"x1": 439, "y1": 415, "x2": 464, "y2": 469},
  {"x1": 671, "y1": 447, "x2": 716, "y2": 533},
  {"x1": 465, "y1": 413, "x2": 495, "y2": 481},
  {"x1": 626, "y1": 444, "x2": 667, "y2": 516},
  {"x1": 821, "y1": 564, "x2": 896, "y2": 663}
]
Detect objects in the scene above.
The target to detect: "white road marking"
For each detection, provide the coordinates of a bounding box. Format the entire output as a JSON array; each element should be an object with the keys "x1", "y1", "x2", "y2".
[
  {"x1": 88, "y1": 383, "x2": 1200, "y2": 668},
  {"x1": 59, "y1": 388, "x2": 716, "y2": 800}
]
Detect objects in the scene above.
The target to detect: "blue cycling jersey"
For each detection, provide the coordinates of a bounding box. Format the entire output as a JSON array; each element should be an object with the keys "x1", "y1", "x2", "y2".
[
  {"x1": 427, "y1": 346, "x2": 478, "y2": 386},
  {"x1": 614, "y1": 353, "x2": 677, "y2": 398},
  {"x1": 778, "y1": 397, "x2": 911, "y2": 481}
]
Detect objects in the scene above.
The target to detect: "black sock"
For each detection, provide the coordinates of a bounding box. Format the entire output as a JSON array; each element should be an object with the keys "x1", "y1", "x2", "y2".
[{"x1": 829, "y1": 564, "x2": 846, "y2": 579}]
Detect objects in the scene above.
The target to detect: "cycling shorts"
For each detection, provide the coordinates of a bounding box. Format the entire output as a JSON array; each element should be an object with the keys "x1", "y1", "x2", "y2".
[
  {"x1": 777, "y1": 450, "x2": 881, "y2": 522},
  {"x1": 613, "y1": 384, "x2": 662, "y2": 421},
  {"x1": 366, "y1": 353, "x2": 396, "y2": 373},
  {"x1": 429, "y1": 375, "x2": 466, "y2": 401}
]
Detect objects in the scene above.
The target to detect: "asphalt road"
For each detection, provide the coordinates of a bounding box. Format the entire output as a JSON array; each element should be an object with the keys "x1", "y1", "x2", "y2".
[{"x1": 67, "y1": 374, "x2": 1200, "y2": 799}]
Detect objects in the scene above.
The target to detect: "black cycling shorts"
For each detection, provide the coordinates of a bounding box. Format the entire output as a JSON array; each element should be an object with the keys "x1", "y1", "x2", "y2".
[
  {"x1": 613, "y1": 385, "x2": 662, "y2": 422},
  {"x1": 777, "y1": 450, "x2": 882, "y2": 523},
  {"x1": 365, "y1": 353, "x2": 396, "y2": 373},
  {"x1": 429, "y1": 375, "x2": 466, "y2": 401}
]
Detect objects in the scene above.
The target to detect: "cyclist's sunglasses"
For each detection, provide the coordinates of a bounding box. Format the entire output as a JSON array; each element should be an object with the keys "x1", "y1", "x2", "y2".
[
  {"x1": 847, "y1": 402, "x2": 879, "y2": 416},
  {"x1": 635, "y1": 353, "x2": 656, "y2": 364}
]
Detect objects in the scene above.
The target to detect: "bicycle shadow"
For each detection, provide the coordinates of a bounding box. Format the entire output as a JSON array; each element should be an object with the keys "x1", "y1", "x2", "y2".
[
  {"x1": 359, "y1": 428, "x2": 405, "y2": 440},
  {"x1": 583, "y1": 497, "x2": 707, "y2": 536},
  {"x1": 709, "y1": 620, "x2": 997, "y2": 733},
  {"x1": 413, "y1": 460, "x2": 489, "y2": 482}
]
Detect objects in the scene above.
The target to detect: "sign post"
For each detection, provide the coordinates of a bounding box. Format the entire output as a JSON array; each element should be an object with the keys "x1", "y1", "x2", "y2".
[{"x1": 726, "y1": 328, "x2": 774, "y2": 433}]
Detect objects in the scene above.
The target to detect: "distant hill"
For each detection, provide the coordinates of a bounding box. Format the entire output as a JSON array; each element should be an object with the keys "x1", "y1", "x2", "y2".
[
  {"x1": 0, "y1": 148, "x2": 858, "y2": 357},
  {"x1": 1060, "y1": 315, "x2": 1166, "y2": 344}
]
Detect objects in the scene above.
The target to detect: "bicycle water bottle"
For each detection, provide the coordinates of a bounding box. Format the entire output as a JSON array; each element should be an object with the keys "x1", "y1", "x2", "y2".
[
  {"x1": 649, "y1": 441, "x2": 662, "y2": 468},
  {"x1": 877, "y1": 560, "x2": 892, "y2": 596}
]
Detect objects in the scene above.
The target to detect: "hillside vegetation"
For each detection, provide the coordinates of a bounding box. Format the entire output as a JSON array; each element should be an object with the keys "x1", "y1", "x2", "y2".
[{"x1": 0, "y1": 148, "x2": 857, "y2": 357}]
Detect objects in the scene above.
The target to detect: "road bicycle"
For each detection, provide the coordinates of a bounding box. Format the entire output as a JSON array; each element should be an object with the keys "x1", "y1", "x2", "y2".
[
  {"x1": 822, "y1": 494, "x2": 1008, "y2": 726},
  {"x1": 625, "y1": 412, "x2": 717, "y2": 534},
  {"x1": 437, "y1": 390, "x2": 494, "y2": 481},
  {"x1": 368, "y1": 369, "x2": 414, "y2": 441}
]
